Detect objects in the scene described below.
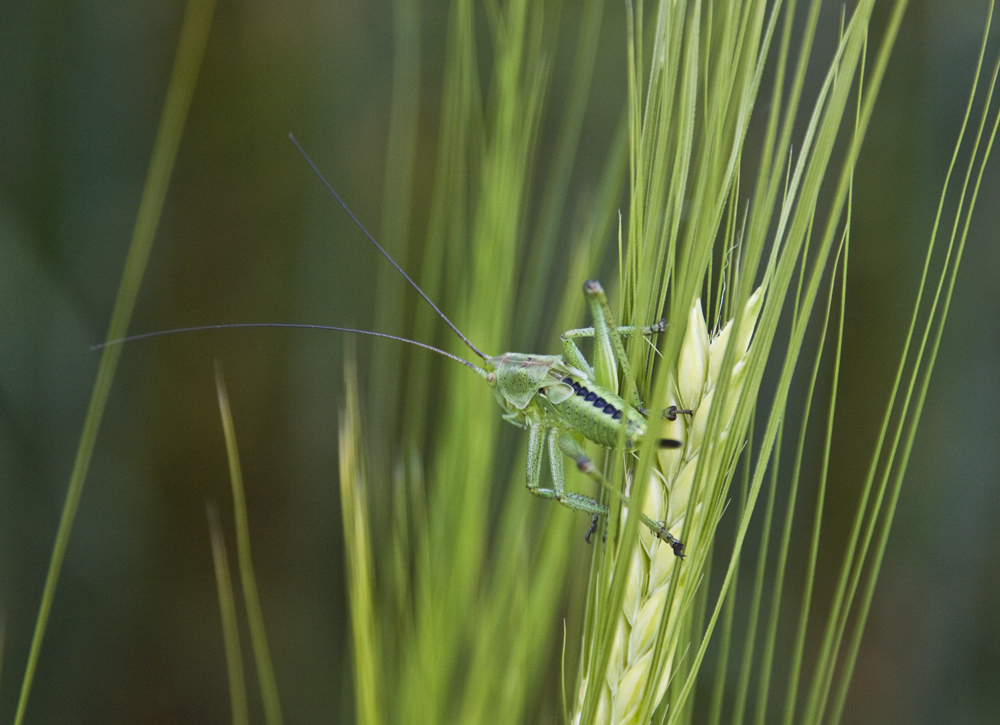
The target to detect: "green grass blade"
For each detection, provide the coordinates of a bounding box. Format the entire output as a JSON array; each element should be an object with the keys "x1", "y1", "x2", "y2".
[
  {"x1": 12, "y1": 1, "x2": 216, "y2": 721},
  {"x1": 572, "y1": 2, "x2": 918, "y2": 722},
  {"x1": 826, "y1": 7, "x2": 1000, "y2": 721},
  {"x1": 338, "y1": 353, "x2": 382, "y2": 725},
  {"x1": 731, "y1": 431, "x2": 780, "y2": 725},
  {"x1": 401, "y1": 0, "x2": 479, "y2": 453},
  {"x1": 323, "y1": 2, "x2": 997, "y2": 722},
  {"x1": 207, "y1": 503, "x2": 250, "y2": 725},
  {"x1": 214, "y1": 362, "x2": 284, "y2": 725},
  {"x1": 371, "y1": 0, "x2": 422, "y2": 427},
  {"x1": 775, "y1": 230, "x2": 849, "y2": 725},
  {"x1": 801, "y1": 4, "x2": 990, "y2": 720},
  {"x1": 517, "y1": 0, "x2": 607, "y2": 348}
]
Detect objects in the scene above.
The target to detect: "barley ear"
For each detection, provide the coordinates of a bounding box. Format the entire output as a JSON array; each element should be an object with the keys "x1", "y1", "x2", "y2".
[{"x1": 575, "y1": 289, "x2": 763, "y2": 724}]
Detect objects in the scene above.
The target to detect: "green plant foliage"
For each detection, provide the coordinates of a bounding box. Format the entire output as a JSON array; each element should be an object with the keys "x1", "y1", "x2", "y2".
[{"x1": 4, "y1": 1, "x2": 998, "y2": 722}]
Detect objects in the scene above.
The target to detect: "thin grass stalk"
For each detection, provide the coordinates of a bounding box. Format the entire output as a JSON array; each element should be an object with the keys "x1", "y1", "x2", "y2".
[
  {"x1": 331, "y1": 1, "x2": 991, "y2": 723},
  {"x1": 743, "y1": 0, "x2": 820, "y2": 295},
  {"x1": 342, "y1": 1, "x2": 649, "y2": 719},
  {"x1": 12, "y1": 2, "x2": 216, "y2": 721},
  {"x1": 349, "y1": 1, "x2": 993, "y2": 722},
  {"x1": 402, "y1": 0, "x2": 478, "y2": 453},
  {"x1": 573, "y1": 4, "x2": 777, "y2": 721},
  {"x1": 736, "y1": 8, "x2": 885, "y2": 712},
  {"x1": 584, "y1": 7, "x2": 705, "y2": 714},
  {"x1": 438, "y1": 4, "x2": 547, "y2": 714},
  {"x1": 214, "y1": 362, "x2": 284, "y2": 725},
  {"x1": 826, "y1": 14, "x2": 1000, "y2": 720},
  {"x1": 371, "y1": 0, "x2": 421, "y2": 428},
  {"x1": 571, "y1": 2, "x2": 918, "y2": 723},
  {"x1": 517, "y1": 0, "x2": 606, "y2": 349},
  {"x1": 377, "y1": 3, "x2": 565, "y2": 721},
  {"x1": 207, "y1": 504, "x2": 250, "y2": 725},
  {"x1": 769, "y1": 229, "x2": 849, "y2": 725},
  {"x1": 577, "y1": 7, "x2": 726, "y2": 723},
  {"x1": 802, "y1": 7, "x2": 988, "y2": 720},
  {"x1": 704, "y1": 466, "x2": 744, "y2": 725},
  {"x1": 728, "y1": 24, "x2": 902, "y2": 713},
  {"x1": 456, "y1": 245, "x2": 613, "y2": 723},
  {"x1": 730, "y1": 426, "x2": 780, "y2": 725},
  {"x1": 338, "y1": 354, "x2": 382, "y2": 725}
]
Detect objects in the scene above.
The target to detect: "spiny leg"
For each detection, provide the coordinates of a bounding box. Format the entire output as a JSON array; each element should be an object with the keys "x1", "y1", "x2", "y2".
[
  {"x1": 524, "y1": 425, "x2": 609, "y2": 525},
  {"x1": 561, "y1": 321, "x2": 668, "y2": 346},
  {"x1": 555, "y1": 431, "x2": 685, "y2": 558},
  {"x1": 583, "y1": 279, "x2": 629, "y2": 390},
  {"x1": 560, "y1": 321, "x2": 668, "y2": 375},
  {"x1": 545, "y1": 428, "x2": 609, "y2": 519},
  {"x1": 561, "y1": 280, "x2": 666, "y2": 409}
]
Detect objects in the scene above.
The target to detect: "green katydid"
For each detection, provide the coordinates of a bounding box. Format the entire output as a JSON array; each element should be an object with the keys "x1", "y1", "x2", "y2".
[{"x1": 100, "y1": 135, "x2": 690, "y2": 557}]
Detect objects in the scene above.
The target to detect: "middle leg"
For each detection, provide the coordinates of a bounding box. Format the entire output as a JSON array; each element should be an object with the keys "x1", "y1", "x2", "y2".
[{"x1": 554, "y1": 431, "x2": 685, "y2": 558}]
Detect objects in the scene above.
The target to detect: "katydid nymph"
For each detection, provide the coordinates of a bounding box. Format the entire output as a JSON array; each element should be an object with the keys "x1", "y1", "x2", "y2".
[{"x1": 101, "y1": 135, "x2": 690, "y2": 557}]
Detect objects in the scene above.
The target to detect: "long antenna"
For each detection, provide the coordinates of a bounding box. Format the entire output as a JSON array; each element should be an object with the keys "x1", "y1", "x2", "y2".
[
  {"x1": 93, "y1": 323, "x2": 484, "y2": 373},
  {"x1": 289, "y1": 133, "x2": 488, "y2": 361}
]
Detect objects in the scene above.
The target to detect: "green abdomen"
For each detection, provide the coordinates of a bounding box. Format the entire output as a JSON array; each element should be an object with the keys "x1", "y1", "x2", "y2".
[{"x1": 551, "y1": 374, "x2": 646, "y2": 450}]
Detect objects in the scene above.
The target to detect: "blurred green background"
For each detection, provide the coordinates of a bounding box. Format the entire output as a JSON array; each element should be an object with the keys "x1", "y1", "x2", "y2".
[{"x1": 1, "y1": 1, "x2": 997, "y2": 722}]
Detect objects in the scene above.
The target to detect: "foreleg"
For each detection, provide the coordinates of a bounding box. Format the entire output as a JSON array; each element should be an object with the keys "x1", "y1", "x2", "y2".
[
  {"x1": 561, "y1": 280, "x2": 666, "y2": 409},
  {"x1": 560, "y1": 320, "x2": 666, "y2": 379},
  {"x1": 561, "y1": 321, "x2": 668, "y2": 342}
]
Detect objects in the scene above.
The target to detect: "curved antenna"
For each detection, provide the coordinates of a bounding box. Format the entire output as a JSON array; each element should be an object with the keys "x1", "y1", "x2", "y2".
[
  {"x1": 288, "y1": 133, "x2": 489, "y2": 361},
  {"x1": 94, "y1": 323, "x2": 485, "y2": 374}
]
